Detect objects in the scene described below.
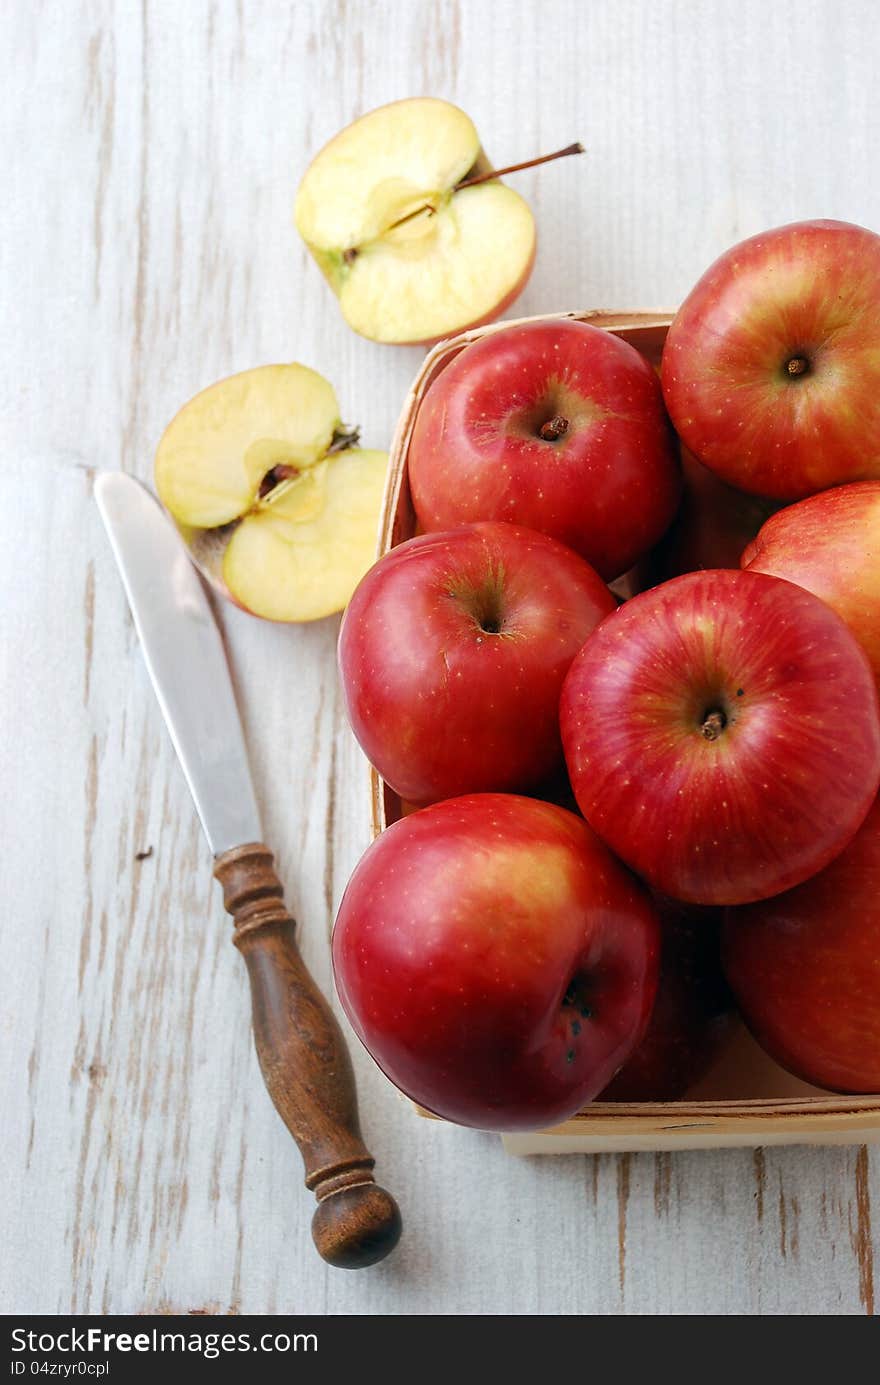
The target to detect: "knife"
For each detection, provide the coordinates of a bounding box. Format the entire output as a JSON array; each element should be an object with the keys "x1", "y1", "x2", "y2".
[{"x1": 95, "y1": 471, "x2": 401, "y2": 1269}]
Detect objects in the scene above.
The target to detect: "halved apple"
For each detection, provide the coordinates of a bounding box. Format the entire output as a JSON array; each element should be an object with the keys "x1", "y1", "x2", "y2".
[
  {"x1": 294, "y1": 98, "x2": 536, "y2": 345},
  {"x1": 155, "y1": 364, "x2": 389, "y2": 622}
]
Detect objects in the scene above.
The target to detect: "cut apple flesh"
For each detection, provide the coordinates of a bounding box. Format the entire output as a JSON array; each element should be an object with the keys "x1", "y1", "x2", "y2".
[
  {"x1": 339, "y1": 183, "x2": 535, "y2": 344},
  {"x1": 295, "y1": 98, "x2": 536, "y2": 344},
  {"x1": 222, "y1": 450, "x2": 388, "y2": 622},
  {"x1": 295, "y1": 99, "x2": 481, "y2": 255},
  {"x1": 154, "y1": 363, "x2": 389, "y2": 623},
  {"x1": 155, "y1": 364, "x2": 341, "y2": 528}
]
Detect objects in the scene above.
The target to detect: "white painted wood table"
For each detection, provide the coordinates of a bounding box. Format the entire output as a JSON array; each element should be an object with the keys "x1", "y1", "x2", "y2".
[{"x1": 3, "y1": 0, "x2": 878, "y2": 1315}]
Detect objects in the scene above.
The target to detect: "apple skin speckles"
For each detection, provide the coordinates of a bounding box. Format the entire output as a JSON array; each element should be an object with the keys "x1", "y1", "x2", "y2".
[
  {"x1": 338, "y1": 520, "x2": 615, "y2": 805},
  {"x1": 741, "y1": 480, "x2": 880, "y2": 691},
  {"x1": 408, "y1": 319, "x2": 681, "y2": 581},
  {"x1": 560, "y1": 568, "x2": 880, "y2": 904},
  {"x1": 661, "y1": 219, "x2": 880, "y2": 499},
  {"x1": 332, "y1": 793, "x2": 660, "y2": 1130}
]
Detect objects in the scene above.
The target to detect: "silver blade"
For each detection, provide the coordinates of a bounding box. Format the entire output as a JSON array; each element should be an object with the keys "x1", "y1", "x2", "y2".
[{"x1": 95, "y1": 472, "x2": 261, "y2": 855}]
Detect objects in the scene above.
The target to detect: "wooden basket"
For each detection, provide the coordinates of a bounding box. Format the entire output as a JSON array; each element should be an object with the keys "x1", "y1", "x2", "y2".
[{"x1": 370, "y1": 309, "x2": 880, "y2": 1155}]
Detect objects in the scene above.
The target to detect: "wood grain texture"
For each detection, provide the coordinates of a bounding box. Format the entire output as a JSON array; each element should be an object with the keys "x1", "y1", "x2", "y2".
[{"x1": 2, "y1": 0, "x2": 879, "y2": 1314}]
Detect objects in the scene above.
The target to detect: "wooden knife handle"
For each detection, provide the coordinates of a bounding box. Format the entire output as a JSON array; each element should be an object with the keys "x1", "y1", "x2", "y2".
[{"x1": 213, "y1": 841, "x2": 402, "y2": 1269}]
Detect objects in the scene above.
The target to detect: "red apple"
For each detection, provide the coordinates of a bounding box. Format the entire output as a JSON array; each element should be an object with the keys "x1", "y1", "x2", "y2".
[
  {"x1": 662, "y1": 219, "x2": 880, "y2": 500},
  {"x1": 338, "y1": 521, "x2": 616, "y2": 805},
  {"x1": 723, "y1": 796, "x2": 880, "y2": 1092},
  {"x1": 741, "y1": 480, "x2": 880, "y2": 687},
  {"x1": 599, "y1": 898, "x2": 734, "y2": 1102},
  {"x1": 649, "y1": 447, "x2": 780, "y2": 582},
  {"x1": 407, "y1": 319, "x2": 681, "y2": 581},
  {"x1": 332, "y1": 794, "x2": 661, "y2": 1130},
  {"x1": 560, "y1": 569, "x2": 880, "y2": 905}
]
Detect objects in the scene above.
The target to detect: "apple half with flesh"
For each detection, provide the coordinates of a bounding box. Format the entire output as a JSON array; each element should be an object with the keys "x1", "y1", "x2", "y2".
[
  {"x1": 155, "y1": 364, "x2": 388, "y2": 622},
  {"x1": 294, "y1": 98, "x2": 536, "y2": 345}
]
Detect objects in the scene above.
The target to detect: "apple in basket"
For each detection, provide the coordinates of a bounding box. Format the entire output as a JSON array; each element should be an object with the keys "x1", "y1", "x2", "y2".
[
  {"x1": 407, "y1": 318, "x2": 681, "y2": 581},
  {"x1": 560, "y1": 569, "x2": 880, "y2": 905},
  {"x1": 338, "y1": 520, "x2": 616, "y2": 805},
  {"x1": 662, "y1": 219, "x2": 880, "y2": 499},
  {"x1": 724, "y1": 796, "x2": 880, "y2": 1093},
  {"x1": 333, "y1": 795, "x2": 661, "y2": 1131},
  {"x1": 600, "y1": 898, "x2": 734, "y2": 1102},
  {"x1": 741, "y1": 480, "x2": 880, "y2": 687}
]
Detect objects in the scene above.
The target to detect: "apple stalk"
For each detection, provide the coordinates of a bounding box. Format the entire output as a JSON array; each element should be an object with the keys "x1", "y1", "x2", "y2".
[{"x1": 379, "y1": 142, "x2": 585, "y2": 239}]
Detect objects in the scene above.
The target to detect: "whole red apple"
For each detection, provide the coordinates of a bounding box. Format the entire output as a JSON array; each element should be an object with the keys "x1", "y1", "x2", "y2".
[
  {"x1": 742, "y1": 481, "x2": 880, "y2": 686},
  {"x1": 662, "y1": 219, "x2": 880, "y2": 500},
  {"x1": 649, "y1": 447, "x2": 780, "y2": 582},
  {"x1": 332, "y1": 794, "x2": 661, "y2": 1130},
  {"x1": 338, "y1": 521, "x2": 616, "y2": 805},
  {"x1": 560, "y1": 569, "x2": 880, "y2": 905},
  {"x1": 408, "y1": 319, "x2": 681, "y2": 581},
  {"x1": 599, "y1": 898, "x2": 734, "y2": 1102},
  {"x1": 723, "y1": 796, "x2": 880, "y2": 1092}
]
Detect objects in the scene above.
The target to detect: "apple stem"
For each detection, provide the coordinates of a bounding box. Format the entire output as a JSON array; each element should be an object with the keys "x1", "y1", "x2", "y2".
[
  {"x1": 327, "y1": 424, "x2": 361, "y2": 454},
  {"x1": 539, "y1": 415, "x2": 569, "y2": 441},
  {"x1": 377, "y1": 204, "x2": 438, "y2": 238},
  {"x1": 786, "y1": 356, "x2": 809, "y2": 377},
  {"x1": 373, "y1": 143, "x2": 586, "y2": 244},
  {"x1": 701, "y1": 710, "x2": 727, "y2": 741},
  {"x1": 457, "y1": 142, "x2": 585, "y2": 192}
]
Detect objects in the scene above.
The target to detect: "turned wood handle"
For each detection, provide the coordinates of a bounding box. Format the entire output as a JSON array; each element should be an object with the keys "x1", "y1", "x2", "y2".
[{"x1": 213, "y1": 842, "x2": 401, "y2": 1269}]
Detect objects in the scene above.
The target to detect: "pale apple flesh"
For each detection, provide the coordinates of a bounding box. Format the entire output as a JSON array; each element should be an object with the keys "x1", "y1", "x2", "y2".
[
  {"x1": 155, "y1": 363, "x2": 389, "y2": 622},
  {"x1": 741, "y1": 480, "x2": 880, "y2": 687},
  {"x1": 156, "y1": 362, "x2": 341, "y2": 528},
  {"x1": 222, "y1": 448, "x2": 388, "y2": 622},
  {"x1": 560, "y1": 569, "x2": 880, "y2": 905},
  {"x1": 723, "y1": 797, "x2": 880, "y2": 1093},
  {"x1": 662, "y1": 220, "x2": 880, "y2": 499},
  {"x1": 332, "y1": 795, "x2": 661, "y2": 1131},
  {"x1": 295, "y1": 98, "x2": 536, "y2": 345}
]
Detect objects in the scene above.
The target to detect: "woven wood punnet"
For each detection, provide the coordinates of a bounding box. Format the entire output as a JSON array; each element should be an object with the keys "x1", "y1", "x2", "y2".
[{"x1": 369, "y1": 309, "x2": 880, "y2": 1154}]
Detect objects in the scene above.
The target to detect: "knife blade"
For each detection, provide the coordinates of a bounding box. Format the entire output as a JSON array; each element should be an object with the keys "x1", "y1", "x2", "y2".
[
  {"x1": 95, "y1": 472, "x2": 260, "y2": 855},
  {"x1": 95, "y1": 471, "x2": 401, "y2": 1269}
]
